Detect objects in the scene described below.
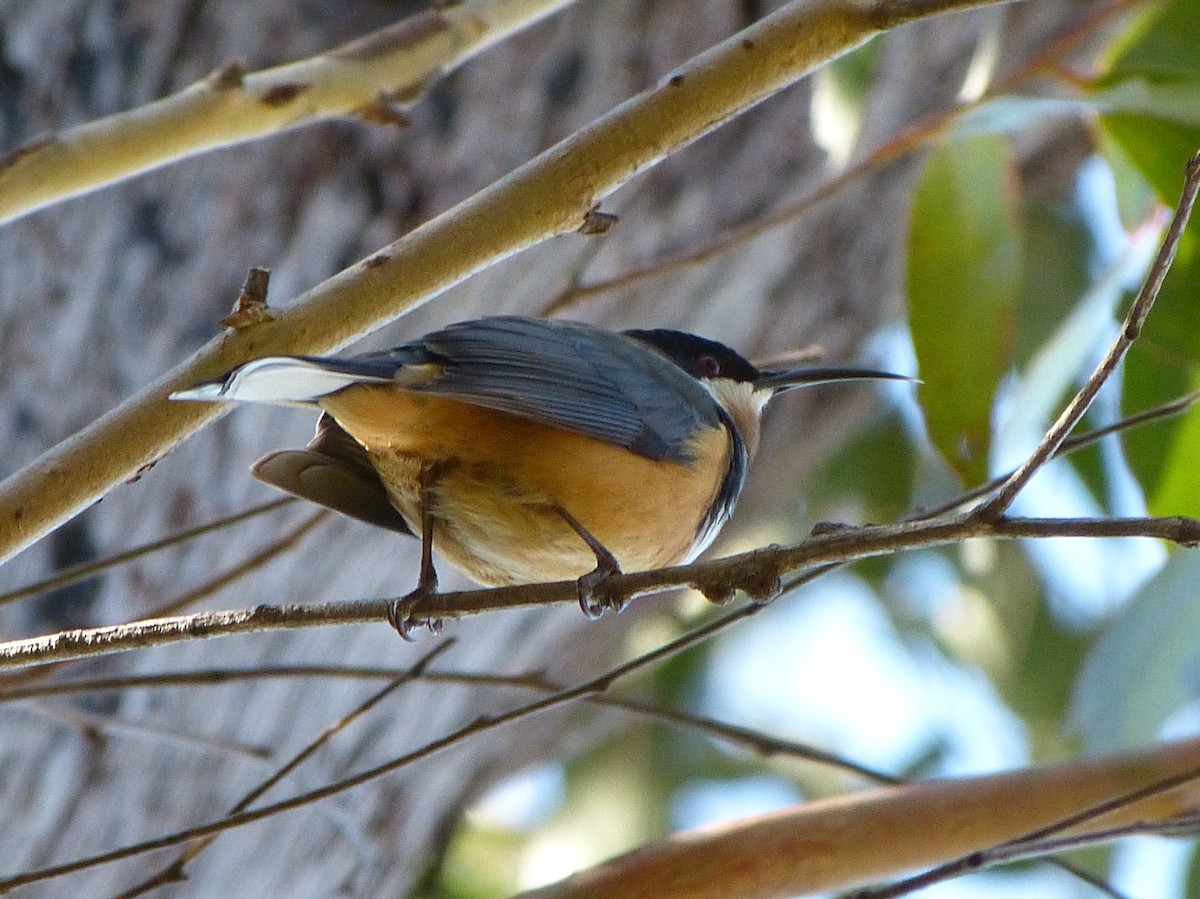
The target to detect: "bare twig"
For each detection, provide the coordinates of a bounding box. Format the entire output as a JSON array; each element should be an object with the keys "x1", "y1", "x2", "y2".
[
  {"x1": 0, "y1": 664, "x2": 896, "y2": 784},
  {"x1": 112, "y1": 642, "x2": 453, "y2": 898},
  {"x1": 142, "y1": 510, "x2": 327, "y2": 618},
  {"x1": 919, "y1": 387, "x2": 1200, "y2": 517},
  {"x1": 20, "y1": 703, "x2": 270, "y2": 760},
  {"x1": 0, "y1": 498, "x2": 295, "y2": 608},
  {"x1": 974, "y1": 151, "x2": 1200, "y2": 518},
  {"x1": 1, "y1": 514, "x2": 1197, "y2": 672}
]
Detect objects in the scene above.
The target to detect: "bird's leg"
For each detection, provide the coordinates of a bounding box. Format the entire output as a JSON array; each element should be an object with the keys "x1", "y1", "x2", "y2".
[
  {"x1": 556, "y1": 507, "x2": 623, "y2": 619},
  {"x1": 387, "y1": 467, "x2": 444, "y2": 640}
]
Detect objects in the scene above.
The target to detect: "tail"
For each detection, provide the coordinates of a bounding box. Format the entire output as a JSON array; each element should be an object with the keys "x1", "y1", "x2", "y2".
[{"x1": 170, "y1": 356, "x2": 392, "y2": 407}]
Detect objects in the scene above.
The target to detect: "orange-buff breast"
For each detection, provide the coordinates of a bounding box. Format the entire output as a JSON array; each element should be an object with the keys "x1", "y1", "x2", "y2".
[{"x1": 319, "y1": 384, "x2": 731, "y2": 585}]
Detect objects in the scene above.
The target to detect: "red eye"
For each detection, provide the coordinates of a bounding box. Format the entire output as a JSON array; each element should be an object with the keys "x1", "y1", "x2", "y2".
[{"x1": 697, "y1": 355, "x2": 721, "y2": 377}]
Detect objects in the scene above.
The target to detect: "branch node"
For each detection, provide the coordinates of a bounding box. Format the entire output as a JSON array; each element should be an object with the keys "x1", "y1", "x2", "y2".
[
  {"x1": 357, "y1": 92, "x2": 414, "y2": 128},
  {"x1": 207, "y1": 59, "x2": 247, "y2": 91},
  {"x1": 259, "y1": 83, "x2": 311, "y2": 107},
  {"x1": 579, "y1": 207, "x2": 619, "y2": 235},
  {"x1": 220, "y1": 267, "x2": 274, "y2": 330},
  {"x1": 810, "y1": 519, "x2": 855, "y2": 536}
]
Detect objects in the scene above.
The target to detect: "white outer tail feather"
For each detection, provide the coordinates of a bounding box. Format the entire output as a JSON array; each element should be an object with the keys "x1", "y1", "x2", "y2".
[{"x1": 170, "y1": 358, "x2": 388, "y2": 407}]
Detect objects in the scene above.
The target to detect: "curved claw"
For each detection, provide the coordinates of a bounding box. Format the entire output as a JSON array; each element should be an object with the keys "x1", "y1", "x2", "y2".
[
  {"x1": 387, "y1": 587, "x2": 443, "y2": 642},
  {"x1": 576, "y1": 559, "x2": 623, "y2": 620}
]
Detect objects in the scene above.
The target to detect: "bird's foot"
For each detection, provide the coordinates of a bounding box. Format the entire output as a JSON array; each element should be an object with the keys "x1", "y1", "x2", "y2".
[
  {"x1": 576, "y1": 552, "x2": 624, "y2": 620},
  {"x1": 387, "y1": 581, "x2": 443, "y2": 642}
]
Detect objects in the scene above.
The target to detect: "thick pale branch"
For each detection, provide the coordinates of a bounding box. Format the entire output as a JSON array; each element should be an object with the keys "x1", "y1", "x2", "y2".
[
  {"x1": 516, "y1": 737, "x2": 1200, "y2": 899},
  {"x1": 0, "y1": 0, "x2": 1013, "y2": 567},
  {"x1": 0, "y1": 514, "x2": 1194, "y2": 672},
  {"x1": 0, "y1": 0, "x2": 576, "y2": 225}
]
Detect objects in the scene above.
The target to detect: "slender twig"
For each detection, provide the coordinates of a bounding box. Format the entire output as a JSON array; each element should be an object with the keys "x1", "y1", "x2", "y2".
[
  {"x1": 586, "y1": 694, "x2": 899, "y2": 784},
  {"x1": 142, "y1": 510, "x2": 327, "y2": 618},
  {"x1": 974, "y1": 151, "x2": 1200, "y2": 518},
  {"x1": 919, "y1": 387, "x2": 1200, "y2": 517},
  {"x1": 1, "y1": 514, "x2": 1197, "y2": 673},
  {"x1": 0, "y1": 498, "x2": 295, "y2": 608},
  {"x1": 0, "y1": 665, "x2": 896, "y2": 782},
  {"x1": 20, "y1": 703, "x2": 271, "y2": 760},
  {"x1": 0, "y1": 0, "x2": 578, "y2": 225},
  {"x1": 112, "y1": 642, "x2": 453, "y2": 899}
]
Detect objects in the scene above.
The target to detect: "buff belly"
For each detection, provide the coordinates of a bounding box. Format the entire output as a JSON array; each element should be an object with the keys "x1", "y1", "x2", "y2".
[{"x1": 320, "y1": 385, "x2": 732, "y2": 586}]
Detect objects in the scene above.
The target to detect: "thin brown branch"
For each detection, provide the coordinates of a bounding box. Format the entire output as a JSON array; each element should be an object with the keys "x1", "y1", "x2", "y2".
[
  {"x1": 0, "y1": 0, "x2": 1019, "y2": 569},
  {"x1": 142, "y1": 510, "x2": 327, "y2": 618},
  {"x1": 1, "y1": 514, "x2": 1197, "y2": 672},
  {"x1": 21, "y1": 703, "x2": 270, "y2": 760},
  {"x1": 0, "y1": 497, "x2": 295, "y2": 608},
  {"x1": 113, "y1": 642, "x2": 453, "y2": 899},
  {"x1": 975, "y1": 151, "x2": 1200, "y2": 518},
  {"x1": 919, "y1": 387, "x2": 1200, "y2": 517},
  {"x1": 0, "y1": 665, "x2": 414, "y2": 701},
  {"x1": 587, "y1": 694, "x2": 900, "y2": 784},
  {"x1": 0, "y1": 664, "x2": 896, "y2": 783}
]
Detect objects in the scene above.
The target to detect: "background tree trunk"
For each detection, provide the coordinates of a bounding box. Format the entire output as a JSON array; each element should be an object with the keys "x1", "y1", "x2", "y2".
[{"x1": 0, "y1": 1, "x2": 1097, "y2": 895}]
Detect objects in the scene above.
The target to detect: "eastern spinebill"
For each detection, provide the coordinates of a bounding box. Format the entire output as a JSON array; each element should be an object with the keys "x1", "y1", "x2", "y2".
[{"x1": 173, "y1": 316, "x2": 907, "y2": 636}]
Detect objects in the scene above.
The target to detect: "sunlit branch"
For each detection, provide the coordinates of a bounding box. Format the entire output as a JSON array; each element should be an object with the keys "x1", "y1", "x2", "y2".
[{"x1": 0, "y1": 514, "x2": 1197, "y2": 672}]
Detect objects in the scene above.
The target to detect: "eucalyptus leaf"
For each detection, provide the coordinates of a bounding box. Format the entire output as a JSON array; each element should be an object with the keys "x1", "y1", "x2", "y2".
[
  {"x1": 1071, "y1": 550, "x2": 1200, "y2": 753},
  {"x1": 907, "y1": 134, "x2": 1023, "y2": 484}
]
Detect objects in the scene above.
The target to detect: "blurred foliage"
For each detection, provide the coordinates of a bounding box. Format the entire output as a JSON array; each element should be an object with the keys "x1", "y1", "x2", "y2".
[
  {"x1": 907, "y1": 133, "x2": 1023, "y2": 485},
  {"x1": 443, "y1": 1, "x2": 1200, "y2": 895}
]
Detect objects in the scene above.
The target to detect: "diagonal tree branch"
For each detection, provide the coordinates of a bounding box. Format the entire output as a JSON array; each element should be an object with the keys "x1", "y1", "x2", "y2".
[
  {"x1": 518, "y1": 739, "x2": 1200, "y2": 899},
  {"x1": 0, "y1": 0, "x2": 578, "y2": 226}
]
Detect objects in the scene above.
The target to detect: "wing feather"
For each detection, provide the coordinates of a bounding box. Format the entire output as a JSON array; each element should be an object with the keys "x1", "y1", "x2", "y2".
[{"x1": 346, "y1": 318, "x2": 721, "y2": 463}]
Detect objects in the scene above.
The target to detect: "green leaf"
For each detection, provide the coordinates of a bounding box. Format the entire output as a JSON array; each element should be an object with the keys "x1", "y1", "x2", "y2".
[
  {"x1": 1100, "y1": 112, "x2": 1200, "y2": 203},
  {"x1": 1098, "y1": 113, "x2": 1200, "y2": 511},
  {"x1": 808, "y1": 413, "x2": 914, "y2": 522},
  {"x1": 1104, "y1": 0, "x2": 1200, "y2": 80},
  {"x1": 1071, "y1": 550, "x2": 1200, "y2": 753},
  {"x1": 1143, "y1": 374, "x2": 1200, "y2": 517},
  {"x1": 906, "y1": 134, "x2": 1023, "y2": 484},
  {"x1": 1013, "y1": 204, "x2": 1092, "y2": 368},
  {"x1": 1091, "y1": 74, "x2": 1200, "y2": 127},
  {"x1": 1122, "y1": 345, "x2": 1197, "y2": 510}
]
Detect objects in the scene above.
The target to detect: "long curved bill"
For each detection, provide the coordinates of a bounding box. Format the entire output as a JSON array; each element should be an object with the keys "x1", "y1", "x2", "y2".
[{"x1": 754, "y1": 367, "x2": 917, "y2": 393}]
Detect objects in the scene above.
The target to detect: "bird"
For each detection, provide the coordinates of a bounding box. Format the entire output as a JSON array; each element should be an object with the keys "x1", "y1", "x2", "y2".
[{"x1": 172, "y1": 316, "x2": 908, "y2": 636}]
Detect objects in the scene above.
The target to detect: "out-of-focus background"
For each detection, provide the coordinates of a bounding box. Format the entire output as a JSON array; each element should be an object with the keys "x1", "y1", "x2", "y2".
[{"x1": 2, "y1": 0, "x2": 1200, "y2": 895}]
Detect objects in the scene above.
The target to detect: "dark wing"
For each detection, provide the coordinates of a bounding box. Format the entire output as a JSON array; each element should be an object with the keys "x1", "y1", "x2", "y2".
[
  {"x1": 252, "y1": 414, "x2": 413, "y2": 534},
  {"x1": 315, "y1": 317, "x2": 723, "y2": 463}
]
